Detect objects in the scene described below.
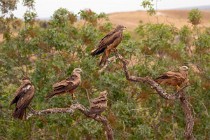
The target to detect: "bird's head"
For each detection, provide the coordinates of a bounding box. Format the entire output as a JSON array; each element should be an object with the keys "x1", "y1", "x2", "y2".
[
  {"x1": 179, "y1": 66, "x2": 189, "y2": 72},
  {"x1": 21, "y1": 76, "x2": 31, "y2": 83},
  {"x1": 116, "y1": 25, "x2": 126, "y2": 31},
  {"x1": 73, "y1": 68, "x2": 83, "y2": 74},
  {"x1": 99, "y1": 90, "x2": 108, "y2": 97}
]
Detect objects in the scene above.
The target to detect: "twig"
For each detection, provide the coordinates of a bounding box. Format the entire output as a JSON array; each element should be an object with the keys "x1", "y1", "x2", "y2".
[{"x1": 85, "y1": 89, "x2": 91, "y2": 105}]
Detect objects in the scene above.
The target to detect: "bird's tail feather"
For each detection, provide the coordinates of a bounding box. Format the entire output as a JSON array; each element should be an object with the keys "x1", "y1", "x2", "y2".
[
  {"x1": 45, "y1": 92, "x2": 55, "y2": 100},
  {"x1": 45, "y1": 89, "x2": 65, "y2": 100},
  {"x1": 91, "y1": 48, "x2": 105, "y2": 56},
  {"x1": 13, "y1": 108, "x2": 25, "y2": 120}
]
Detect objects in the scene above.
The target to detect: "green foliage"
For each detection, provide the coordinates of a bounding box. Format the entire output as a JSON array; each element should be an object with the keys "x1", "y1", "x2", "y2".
[
  {"x1": 195, "y1": 32, "x2": 210, "y2": 52},
  {"x1": 79, "y1": 9, "x2": 107, "y2": 25},
  {"x1": 0, "y1": 0, "x2": 18, "y2": 14},
  {"x1": 24, "y1": 10, "x2": 37, "y2": 24},
  {"x1": 136, "y1": 23, "x2": 176, "y2": 56},
  {"x1": 23, "y1": 0, "x2": 35, "y2": 8},
  {"x1": 179, "y1": 25, "x2": 192, "y2": 44},
  {"x1": 51, "y1": 8, "x2": 77, "y2": 27},
  {"x1": 188, "y1": 9, "x2": 202, "y2": 26},
  {"x1": 80, "y1": 24, "x2": 98, "y2": 45},
  {"x1": 141, "y1": 0, "x2": 156, "y2": 15}
]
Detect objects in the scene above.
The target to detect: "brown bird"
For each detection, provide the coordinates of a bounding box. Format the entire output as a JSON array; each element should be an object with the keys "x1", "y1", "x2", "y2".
[
  {"x1": 89, "y1": 91, "x2": 108, "y2": 115},
  {"x1": 46, "y1": 68, "x2": 82, "y2": 99},
  {"x1": 10, "y1": 77, "x2": 35, "y2": 120},
  {"x1": 155, "y1": 66, "x2": 189, "y2": 90},
  {"x1": 91, "y1": 25, "x2": 126, "y2": 66}
]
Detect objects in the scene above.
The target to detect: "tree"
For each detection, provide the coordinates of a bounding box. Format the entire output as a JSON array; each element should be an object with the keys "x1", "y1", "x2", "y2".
[{"x1": 188, "y1": 9, "x2": 202, "y2": 26}]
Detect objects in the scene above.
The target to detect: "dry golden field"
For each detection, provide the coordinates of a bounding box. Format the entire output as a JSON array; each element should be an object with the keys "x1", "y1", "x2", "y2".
[{"x1": 108, "y1": 10, "x2": 210, "y2": 31}]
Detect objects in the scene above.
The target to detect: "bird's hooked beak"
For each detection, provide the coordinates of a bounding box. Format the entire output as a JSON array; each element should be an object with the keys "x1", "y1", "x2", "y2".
[{"x1": 20, "y1": 76, "x2": 30, "y2": 83}]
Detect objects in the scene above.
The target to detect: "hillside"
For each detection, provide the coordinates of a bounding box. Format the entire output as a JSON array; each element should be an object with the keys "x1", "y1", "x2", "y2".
[{"x1": 108, "y1": 10, "x2": 210, "y2": 31}]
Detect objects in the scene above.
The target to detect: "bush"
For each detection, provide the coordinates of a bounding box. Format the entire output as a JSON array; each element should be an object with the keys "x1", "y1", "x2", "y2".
[{"x1": 188, "y1": 9, "x2": 202, "y2": 26}]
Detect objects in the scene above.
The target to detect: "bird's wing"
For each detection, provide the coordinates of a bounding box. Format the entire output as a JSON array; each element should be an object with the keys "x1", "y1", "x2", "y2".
[
  {"x1": 16, "y1": 85, "x2": 35, "y2": 109},
  {"x1": 91, "y1": 30, "x2": 121, "y2": 55},
  {"x1": 53, "y1": 79, "x2": 70, "y2": 89},
  {"x1": 155, "y1": 71, "x2": 186, "y2": 86},
  {"x1": 156, "y1": 71, "x2": 178, "y2": 79},
  {"x1": 13, "y1": 85, "x2": 35, "y2": 119},
  {"x1": 53, "y1": 74, "x2": 79, "y2": 89},
  {"x1": 66, "y1": 74, "x2": 81, "y2": 90},
  {"x1": 99, "y1": 28, "x2": 118, "y2": 43},
  {"x1": 46, "y1": 74, "x2": 80, "y2": 99},
  {"x1": 90, "y1": 94, "x2": 107, "y2": 109},
  {"x1": 165, "y1": 71, "x2": 185, "y2": 79},
  {"x1": 10, "y1": 81, "x2": 31, "y2": 106},
  {"x1": 89, "y1": 95, "x2": 107, "y2": 115}
]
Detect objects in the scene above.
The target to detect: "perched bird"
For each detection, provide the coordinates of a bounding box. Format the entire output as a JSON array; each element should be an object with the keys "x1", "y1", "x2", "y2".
[
  {"x1": 89, "y1": 91, "x2": 108, "y2": 116},
  {"x1": 155, "y1": 66, "x2": 189, "y2": 90},
  {"x1": 46, "y1": 68, "x2": 82, "y2": 99},
  {"x1": 10, "y1": 77, "x2": 35, "y2": 120},
  {"x1": 91, "y1": 25, "x2": 126, "y2": 66}
]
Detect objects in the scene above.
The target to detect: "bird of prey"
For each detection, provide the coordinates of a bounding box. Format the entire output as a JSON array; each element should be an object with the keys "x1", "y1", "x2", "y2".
[
  {"x1": 10, "y1": 77, "x2": 35, "y2": 120},
  {"x1": 46, "y1": 68, "x2": 82, "y2": 99},
  {"x1": 91, "y1": 25, "x2": 126, "y2": 66},
  {"x1": 89, "y1": 91, "x2": 108, "y2": 116},
  {"x1": 155, "y1": 66, "x2": 189, "y2": 90}
]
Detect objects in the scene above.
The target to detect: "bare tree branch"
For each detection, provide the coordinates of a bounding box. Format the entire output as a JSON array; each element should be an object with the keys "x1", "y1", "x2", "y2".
[
  {"x1": 115, "y1": 51, "x2": 195, "y2": 140},
  {"x1": 180, "y1": 92, "x2": 195, "y2": 140},
  {"x1": 98, "y1": 56, "x2": 116, "y2": 73},
  {"x1": 27, "y1": 103, "x2": 113, "y2": 140}
]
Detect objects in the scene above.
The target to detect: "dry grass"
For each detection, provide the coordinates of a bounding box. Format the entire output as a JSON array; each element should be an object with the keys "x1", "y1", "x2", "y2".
[{"x1": 108, "y1": 10, "x2": 210, "y2": 31}]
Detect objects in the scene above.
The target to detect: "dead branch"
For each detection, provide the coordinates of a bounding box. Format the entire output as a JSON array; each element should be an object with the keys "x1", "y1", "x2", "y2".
[
  {"x1": 115, "y1": 51, "x2": 194, "y2": 140},
  {"x1": 98, "y1": 56, "x2": 116, "y2": 73},
  {"x1": 180, "y1": 92, "x2": 195, "y2": 140},
  {"x1": 27, "y1": 103, "x2": 113, "y2": 140}
]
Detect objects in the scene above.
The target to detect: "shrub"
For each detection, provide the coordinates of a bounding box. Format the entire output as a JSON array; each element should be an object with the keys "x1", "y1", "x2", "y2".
[{"x1": 188, "y1": 9, "x2": 202, "y2": 26}]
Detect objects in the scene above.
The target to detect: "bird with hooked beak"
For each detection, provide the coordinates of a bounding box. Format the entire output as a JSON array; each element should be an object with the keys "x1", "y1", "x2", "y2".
[
  {"x1": 46, "y1": 68, "x2": 82, "y2": 99},
  {"x1": 91, "y1": 25, "x2": 126, "y2": 66},
  {"x1": 10, "y1": 77, "x2": 35, "y2": 120},
  {"x1": 155, "y1": 66, "x2": 189, "y2": 91}
]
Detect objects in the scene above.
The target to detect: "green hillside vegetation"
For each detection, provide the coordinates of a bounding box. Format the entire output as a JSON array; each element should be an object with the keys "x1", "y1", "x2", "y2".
[{"x1": 0, "y1": 1, "x2": 210, "y2": 140}]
